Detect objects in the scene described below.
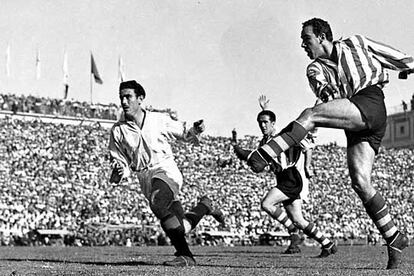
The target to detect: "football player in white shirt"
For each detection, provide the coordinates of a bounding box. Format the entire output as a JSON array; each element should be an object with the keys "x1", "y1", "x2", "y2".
[{"x1": 109, "y1": 80, "x2": 224, "y2": 267}]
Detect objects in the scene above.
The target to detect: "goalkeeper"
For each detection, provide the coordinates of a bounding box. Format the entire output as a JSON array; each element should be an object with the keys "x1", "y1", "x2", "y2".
[{"x1": 233, "y1": 95, "x2": 336, "y2": 257}]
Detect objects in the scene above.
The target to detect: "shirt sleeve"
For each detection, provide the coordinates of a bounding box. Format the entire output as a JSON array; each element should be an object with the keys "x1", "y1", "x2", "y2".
[
  {"x1": 362, "y1": 35, "x2": 414, "y2": 71},
  {"x1": 108, "y1": 125, "x2": 131, "y2": 177},
  {"x1": 162, "y1": 114, "x2": 201, "y2": 144},
  {"x1": 306, "y1": 62, "x2": 329, "y2": 99}
]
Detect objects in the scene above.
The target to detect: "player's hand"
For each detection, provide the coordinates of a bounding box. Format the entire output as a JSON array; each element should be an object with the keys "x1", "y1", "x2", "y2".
[
  {"x1": 320, "y1": 83, "x2": 339, "y2": 102},
  {"x1": 109, "y1": 162, "x2": 124, "y2": 184},
  {"x1": 304, "y1": 166, "x2": 314, "y2": 179},
  {"x1": 193, "y1": 119, "x2": 205, "y2": 134},
  {"x1": 246, "y1": 150, "x2": 267, "y2": 173},
  {"x1": 233, "y1": 145, "x2": 251, "y2": 161},
  {"x1": 399, "y1": 68, "x2": 414, "y2": 79},
  {"x1": 269, "y1": 160, "x2": 282, "y2": 175},
  {"x1": 231, "y1": 128, "x2": 237, "y2": 145},
  {"x1": 258, "y1": 95, "x2": 269, "y2": 110}
]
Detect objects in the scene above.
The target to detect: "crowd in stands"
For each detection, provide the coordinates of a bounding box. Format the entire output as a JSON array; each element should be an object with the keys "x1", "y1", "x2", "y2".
[
  {"x1": 0, "y1": 93, "x2": 178, "y2": 122},
  {"x1": 1, "y1": 94, "x2": 414, "y2": 247}
]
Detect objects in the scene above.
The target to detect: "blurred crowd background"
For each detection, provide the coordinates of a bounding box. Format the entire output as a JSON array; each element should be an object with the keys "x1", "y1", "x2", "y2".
[{"x1": 1, "y1": 93, "x2": 413, "y2": 247}]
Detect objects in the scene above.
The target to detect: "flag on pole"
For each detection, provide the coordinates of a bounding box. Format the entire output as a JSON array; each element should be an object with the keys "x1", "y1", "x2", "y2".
[
  {"x1": 118, "y1": 55, "x2": 125, "y2": 82},
  {"x1": 63, "y1": 49, "x2": 69, "y2": 99},
  {"x1": 36, "y1": 48, "x2": 41, "y2": 80},
  {"x1": 91, "y1": 53, "x2": 103, "y2": 84},
  {"x1": 5, "y1": 43, "x2": 10, "y2": 77}
]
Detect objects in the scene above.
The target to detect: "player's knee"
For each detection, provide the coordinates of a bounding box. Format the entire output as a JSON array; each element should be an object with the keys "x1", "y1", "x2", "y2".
[
  {"x1": 260, "y1": 198, "x2": 272, "y2": 214},
  {"x1": 297, "y1": 107, "x2": 315, "y2": 130},
  {"x1": 149, "y1": 189, "x2": 173, "y2": 219}
]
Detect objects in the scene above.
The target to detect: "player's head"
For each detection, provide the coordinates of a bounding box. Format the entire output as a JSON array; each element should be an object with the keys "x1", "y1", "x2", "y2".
[
  {"x1": 119, "y1": 80, "x2": 146, "y2": 117},
  {"x1": 301, "y1": 18, "x2": 333, "y2": 60},
  {"x1": 257, "y1": 110, "x2": 276, "y2": 136}
]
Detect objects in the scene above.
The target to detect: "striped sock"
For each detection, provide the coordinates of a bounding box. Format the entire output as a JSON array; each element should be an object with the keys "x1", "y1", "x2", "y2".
[
  {"x1": 364, "y1": 192, "x2": 398, "y2": 242},
  {"x1": 260, "y1": 121, "x2": 308, "y2": 160},
  {"x1": 270, "y1": 207, "x2": 297, "y2": 233},
  {"x1": 303, "y1": 222, "x2": 331, "y2": 247}
]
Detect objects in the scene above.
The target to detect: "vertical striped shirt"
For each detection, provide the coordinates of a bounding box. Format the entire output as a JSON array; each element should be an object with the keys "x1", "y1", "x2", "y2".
[
  {"x1": 260, "y1": 129, "x2": 313, "y2": 170},
  {"x1": 307, "y1": 35, "x2": 414, "y2": 99}
]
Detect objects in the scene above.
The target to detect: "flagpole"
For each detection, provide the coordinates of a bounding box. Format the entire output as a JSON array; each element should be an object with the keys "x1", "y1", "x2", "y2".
[{"x1": 90, "y1": 69, "x2": 93, "y2": 104}]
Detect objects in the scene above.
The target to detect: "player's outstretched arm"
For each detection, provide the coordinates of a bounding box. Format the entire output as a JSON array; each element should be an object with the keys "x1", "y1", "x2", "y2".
[{"x1": 258, "y1": 95, "x2": 269, "y2": 110}]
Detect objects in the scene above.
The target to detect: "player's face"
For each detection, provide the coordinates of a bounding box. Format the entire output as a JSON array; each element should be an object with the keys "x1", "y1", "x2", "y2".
[
  {"x1": 119, "y1": 89, "x2": 143, "y2": 116},
  {"x1": 301, "y1": 25, "x2": 324, "y2": 60},
  {"x1": 258, "y1": 115, "x2": 275, "y2": 136}
]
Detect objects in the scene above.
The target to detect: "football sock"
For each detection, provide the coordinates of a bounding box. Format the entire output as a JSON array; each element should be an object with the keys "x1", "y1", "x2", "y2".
[
  {"x1": 363, "y1": 192, "x2": 398, "y2": 242},
  {"x1": 303, "y1": 222, "x2": 331, "y2": 247},
  {"x1": 261, "y1": 121, "x2": 308, "y2": 158},
  {"x1": 269, "y1": 206, "x2": 297, "y2": 233},
  {"x1": 184, "y1": 201, "x2": 210, "y2": 230},
  {"x1": 161, "y1": 214, "x2": 193, "y2": 258}
]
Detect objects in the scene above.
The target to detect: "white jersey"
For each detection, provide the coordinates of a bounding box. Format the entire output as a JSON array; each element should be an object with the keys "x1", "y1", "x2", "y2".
[{"x1": 108, "y1": 110, "x2": 200, "y2": 199}]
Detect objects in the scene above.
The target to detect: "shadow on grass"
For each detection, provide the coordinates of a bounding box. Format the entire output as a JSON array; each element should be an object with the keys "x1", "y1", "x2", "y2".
[
  {"x1": 0, "y1": 258, "x2": 155, "y2": 266},
  {"x1": 0, "y1": 258, "x2": 381, "y2": 271}
]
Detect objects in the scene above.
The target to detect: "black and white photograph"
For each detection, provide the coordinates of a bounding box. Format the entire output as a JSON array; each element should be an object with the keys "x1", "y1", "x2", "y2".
[{"x1": 1, "y1": 0, "x2": 414, "y2": 275}]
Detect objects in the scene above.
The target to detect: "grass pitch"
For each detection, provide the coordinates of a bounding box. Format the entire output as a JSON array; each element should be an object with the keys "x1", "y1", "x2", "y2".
[{"x1": 0, "y1": 245, "x2": 413, "y2": 275}]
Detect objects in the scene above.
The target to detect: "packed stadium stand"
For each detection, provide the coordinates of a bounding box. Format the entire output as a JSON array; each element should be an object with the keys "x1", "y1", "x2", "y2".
[{"x1": 1, "y1": 93, "x2": 414, "y2": 247}]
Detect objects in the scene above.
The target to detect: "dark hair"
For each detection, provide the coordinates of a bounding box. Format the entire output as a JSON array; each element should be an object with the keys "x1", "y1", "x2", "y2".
[
  {"x1": 119, "y1": 80, "x2": 146, "y2": 98},
  {"x1": 257, "y1": 110, "x2": 276, "y2": 122},
  {"x1": 302, "y1": 18, "x2": 333, "y2": 42}
]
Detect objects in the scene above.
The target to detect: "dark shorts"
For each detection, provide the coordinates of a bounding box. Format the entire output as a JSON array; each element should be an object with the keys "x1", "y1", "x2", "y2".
[
  {"x1": 276, "y1": 167, "x2": 303, "y2": 205},
  {"x1": 345, "y1": 85, "x2": 387, "y2": 154}
]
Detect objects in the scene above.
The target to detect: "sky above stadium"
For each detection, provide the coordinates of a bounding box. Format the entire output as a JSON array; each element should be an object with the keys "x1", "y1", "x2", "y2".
[{"x1": 2, "y1": 0, "x2": 414, "y2": 145}]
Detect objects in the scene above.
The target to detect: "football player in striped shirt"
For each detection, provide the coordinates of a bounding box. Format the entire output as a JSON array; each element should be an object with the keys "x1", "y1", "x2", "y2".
[
  {"x1": 246, "y1": 18, "x2": 413, "y2": 269},
  {"x1": 109, "y1": 80, "x2": 224, "y2": 267},
  {"x1": 233, "y1": 98, "x2": 336, "y2": 257}
]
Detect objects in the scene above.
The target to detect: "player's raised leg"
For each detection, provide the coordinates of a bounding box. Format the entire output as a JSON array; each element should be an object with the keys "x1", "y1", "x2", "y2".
[{"x1": 183, "y1": 195, "x2": 226, "y2": 233}]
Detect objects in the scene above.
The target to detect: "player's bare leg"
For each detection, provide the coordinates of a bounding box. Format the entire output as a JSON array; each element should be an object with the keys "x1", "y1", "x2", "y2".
[
  {"x1": 348, "y1": 142, "x2": 408, "y2": 269},
  {"x1": 285, "y1": 199, "x2": 337, "y2": 257},
  {"x1": 261, "y1": 188, "x2": 303, "y2": 254}
]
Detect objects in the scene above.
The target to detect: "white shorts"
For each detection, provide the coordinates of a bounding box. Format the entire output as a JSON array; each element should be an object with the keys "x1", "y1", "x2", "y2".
[{"x1": 136, "y1": 159, "x2": 183, "y2": 201}]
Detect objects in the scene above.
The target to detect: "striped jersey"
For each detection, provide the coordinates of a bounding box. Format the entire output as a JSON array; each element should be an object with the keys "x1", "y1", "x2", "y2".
[
  {"x1": 260, "y1": 129, "x2": 314, "y2": 170},
  {"x1": 307, "y1": 35, "x2": 414, "y2": 99}
]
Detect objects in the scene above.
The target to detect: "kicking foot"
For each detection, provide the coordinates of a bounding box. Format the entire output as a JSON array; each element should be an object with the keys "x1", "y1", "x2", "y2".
[
  {"x1": 387, "y1": 232, "x2": 409, "y2": 269},
  {"x1": 199, "y1": 196, "x2": 226, "y2": 226},
  {"x1": 163, "y1": 255, "x2": 196, "y2": 267},
  {"x1": 318, "y1": 243, "x2": 337, "y2": 258}
]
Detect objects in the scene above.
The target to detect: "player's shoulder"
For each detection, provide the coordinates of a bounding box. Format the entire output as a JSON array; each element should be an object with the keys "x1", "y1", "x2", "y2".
[
  {"x1": 145, "y1": 110, "x2": 171, "y2": 124},
  {"x1": 110, "y1": 119, "x2": 126, "y2": 133},
  {"x1": 306, "y1": 61, "x2": 323, "y2": 77},
  {"x1": 340, "y1": 34, "x2": 368, "y2": 46}
]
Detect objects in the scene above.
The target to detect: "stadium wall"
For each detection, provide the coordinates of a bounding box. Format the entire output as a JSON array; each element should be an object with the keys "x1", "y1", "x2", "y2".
[
  {"x1": 0, "y1": 110, "x2": 115, "y2": 129},
  {"x1": 382, "y1": 109, "x2": 414, "y2": 148}
]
